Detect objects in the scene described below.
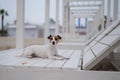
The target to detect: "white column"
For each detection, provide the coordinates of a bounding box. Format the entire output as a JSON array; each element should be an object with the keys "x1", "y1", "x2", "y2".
[
  {"x1": 93, "y1": 13, "x2": 99, "y2": 33},
  {"x1": 99, "y1": 5, "x2": 103, "y2": 30},
  {"x1": 113, "y1": 0, "x2": 118, "y2": 21},
  {"x1": 70, "y1": 12, "x2": 75, "y2": 34},
  {"x1": 65, "y1": 5, "x2": 69, "y2": 34},
  {"x1": 55, "y1": 0, "x2": 59, "y2": 35},
  {"x1": 101, "y1": 0, "x2": 104, "y2": 30},
  {"x1": 44, "y1": 0, "x2": 50, "y2": 44},
  {"x1": 87, "y1": 20, "x2": 94, "y2": 39},
  {"x1": 62, "y1": 0, "x2": 65, "y2": 35},
  {"x1": 73, "y1": 17, "x2": 76, "y2": 34},
  {"x1": 107, "y1": 0, "x2": 111, "y2": 26},
  {"x1": 98, "y1": 6, "x2": 101, "y2": 26},
  {"x1": 16, "y1": 0, "x2": 25, "y2": 49}
]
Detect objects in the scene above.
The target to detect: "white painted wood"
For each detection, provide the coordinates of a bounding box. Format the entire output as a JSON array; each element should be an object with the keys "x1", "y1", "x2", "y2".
[
  {"x1": 107, "y1": 0, "x2": 111, "y2": 26},
  {"x1": 30, "y1": 50, "x2": 71, "y2": 69},
  {"x1": 0, "y1": 49, "x2": 20, "y2": 57},
  {"x1": 0, "y1": 52, "x2": 19, "y2": 64},
  {"x1": 65, "y1": 0, "x2": 102, "y2": 1},
  {"x1": 62, "y1": 50, "x2": 81, "y2": 70},
  {"x1": 30, "y1": 59, "x2": 54, "y2": 69},
  {"x1": 83, "y1": 49, "x2": 95, "y2": 69},
  {"x1": 62, "y1": 0, "x2": 65, "y2": 35},
  {"x1": 0, "y1": 57, "x2": 29, "y2": 68},
  {"x1": 58, "y1": 50, "x2": 74, "y2": 59},
  {"x1": 109, "y1": 25, "x2": 120, "y2": 35},
  {"x1": 102, "y1": 0, "x2": 105, "y2": 30},
  {"x1": 113, "y1": 0, "x2": 118, "y2": 21},
  {"x1": 65, "y1": 3, "x2": 69, "y2": 33},
  {"x1": 95, "y1": 19, "x2": 120, "y2": 41},
  {"x1": 95, "y1": 34, "x2": 105, "y2": 41},
  {"x1": 69, "y1": 13, "x2": 75, "y2": 34},
  {"x1": 100, "y1": 35, "x2": 120, "y2": 46},
  {"x1": 83, "y1": 23, "x2": 120, "y2": 69},
  {"x1": 46, "y1": 50, "x2": 73, "y2": 69},
  {"x1": 14, "y1": 58, "x2": 42, "y2": 67},
  {"x1": 0, "y1": 49, "x2": 17, "y2": 54},
  {"x1": 91, "y1": 43, "x2": 109, "y2": 56},
  {"x1": 16, "y1": 0, "x2": 25, "y2": 49},
  {"x1": 89, "y1": 40, "x2": 97, "y2": 47},
  {"x1": 0, "y1": 54, "x2": 42, "y2": 69},
  {"x1": 86, "y1": 30, "x2": 103, "y2": 45},
  {"x1": 44, "y1": 0, "x2": 50, "y2": 44},
  {"x1": 46, "y1": 59, "x2": 67, "y2": 69},
  {"x1": 83, "y1": 46, "x2": 90, "y2": 53},
  {"x1": 55, "y1": 0, "x2": 59, "y2": 35},
  {"x1": 1, "y1": 68, "x2": 120, "y2": 80}
]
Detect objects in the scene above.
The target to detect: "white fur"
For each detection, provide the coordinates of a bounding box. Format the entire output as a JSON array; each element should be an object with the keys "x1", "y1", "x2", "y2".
[{"x1": 20, "y1": 36, "x2": 66, "y2": 60}]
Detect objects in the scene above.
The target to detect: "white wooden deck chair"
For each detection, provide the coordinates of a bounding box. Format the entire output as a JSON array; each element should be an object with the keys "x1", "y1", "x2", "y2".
[
  {"x1": 86, "y1": 19, "x2": 120, "y2": 47},
  {"x1": 81, "y1": 19, "x2": 120, "y2": 70}
]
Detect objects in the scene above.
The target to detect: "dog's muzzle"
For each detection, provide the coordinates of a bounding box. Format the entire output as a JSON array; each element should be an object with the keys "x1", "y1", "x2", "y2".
[{"x1": 52, "y1": 41, "x2": 55, "y2": 45}]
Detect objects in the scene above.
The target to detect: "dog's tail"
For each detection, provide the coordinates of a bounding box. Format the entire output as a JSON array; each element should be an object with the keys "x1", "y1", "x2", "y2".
[{"x1": 16, "y1": 49, "x2": 25, "y2": 57}]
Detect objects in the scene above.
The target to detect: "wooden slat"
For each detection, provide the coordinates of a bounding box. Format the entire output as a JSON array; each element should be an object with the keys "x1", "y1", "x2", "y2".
[
  {"x1": 91, "y1": 43, "x2": 109, "y2": 57},
  {"x1": 14, "y1": 58, "x2": 42, "y2": 67},
  {"x1": 89, "y1": 40, "x2": 97, "y2": 47},
  {"x1": 0, "y1": 55, "x2": 43, "y2": 69},
  {"x1": 30, "y1": 50, "x2": 67, "y2": 69},
  {"x1": 83, "y1": 46, "x2": 90, "y2": 53},
  {"x1": 0, "y1": 50, "x2": 23, "y2": 64},
  {"x1": 100, "y1": 35, "x2": 120, "y2": 46},
  {"x1": 30, "y1": 59, "x2": 54, "y2": 69},
  {"x1": 0, "y1": 54, "x2": 18, "y2": 64},
  {"x1": 58, "y1": 50, "x2": 73, "y2": 58},
  {"x1": 62, "y1": 50, "x2": 81, "y2": 70},
  {"x1": 0, "y1": 49, "x2": 17, "y2": 54},
  {"x1": 101, "y1": 20, "x2": 120, "y2": 35},
  {"x1": 95, "y1": 34, "x2": 105, "y2": 41},
  {"x1": 46, "y1": 50, "x2": 74, "y2": 69},
  {"x1": 83, "y1": 49, "x2": 95, "y2": 69},
  {"x1": 0, "y1": 68, "x2": 120, "y2": 80},
  {"x1": 108, "y1": 25, "x2": 120, "y2": 35},
  {"x1": 95, "y1": 20, "x2": 120, "y2": 41},
  {"x1": 0, "y1": 57, "x2": 29, "y2": 67},
  {"x1": 0, "y1": 49, "x2": 22, "y2": 57}
]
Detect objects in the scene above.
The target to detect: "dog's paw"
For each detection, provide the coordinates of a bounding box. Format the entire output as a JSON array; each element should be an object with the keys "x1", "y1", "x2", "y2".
[
  {"x1": 65, "y1": 57, "x2": 69, "y2": 60},
  {"x1": 58, "y1": 57, "x2": 69, "y2": 60},
  {"x1": 21, "y1": 61, "x2": 29, "y2": 65}
]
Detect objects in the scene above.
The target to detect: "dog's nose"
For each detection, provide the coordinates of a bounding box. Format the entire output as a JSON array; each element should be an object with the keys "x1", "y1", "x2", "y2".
[{"x1": 52, "y1": 41, "x2": 55, "y2": 45}]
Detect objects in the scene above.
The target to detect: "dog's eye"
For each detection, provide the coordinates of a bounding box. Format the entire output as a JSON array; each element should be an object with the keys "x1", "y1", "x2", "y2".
[
  {"x1": 50, "y1": 37, "x2": 53, "y2": 40},
  {"x1": 55, "y1": 37, "x2": 57, "y2": 41}
]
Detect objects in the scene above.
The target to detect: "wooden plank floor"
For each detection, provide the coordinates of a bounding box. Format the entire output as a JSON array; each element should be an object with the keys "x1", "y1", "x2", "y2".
[{"x1": 0, "y1": 49, "x2": 81, "y2": 70}]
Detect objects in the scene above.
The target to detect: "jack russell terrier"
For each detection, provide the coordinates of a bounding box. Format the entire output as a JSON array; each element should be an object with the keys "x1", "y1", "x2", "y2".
[{"x1": 19, "y1": 35, "x2": 68, "y2": 60}]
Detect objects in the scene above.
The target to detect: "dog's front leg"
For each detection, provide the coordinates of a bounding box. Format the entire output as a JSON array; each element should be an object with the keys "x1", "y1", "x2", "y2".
[
  {"x1": 49, "y1": 56, "x2": 64, "y2": 60},
  {"x1": 55, "y1": 54, "x2": 69, "y2": 60}
]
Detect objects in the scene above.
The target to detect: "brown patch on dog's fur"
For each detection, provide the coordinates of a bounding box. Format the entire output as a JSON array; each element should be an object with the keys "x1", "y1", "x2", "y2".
[
  {"x1": 47, "y1": 35, "x2": 62, "y2": 43},
  {"x1": 47, "y1": 35, "x2": 52, "y2": 40},
  {"x1": 55, "y1": 35, "x2": 62, "y2": 43}
]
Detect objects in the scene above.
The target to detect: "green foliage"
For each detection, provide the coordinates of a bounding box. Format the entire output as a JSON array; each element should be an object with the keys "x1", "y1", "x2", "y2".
[
  {"x1": 0, "y1": 9, "x2": 8, "y2": 36},
  {"x1": 0, "y1": 30, "x2": 8, "y2": 36}
]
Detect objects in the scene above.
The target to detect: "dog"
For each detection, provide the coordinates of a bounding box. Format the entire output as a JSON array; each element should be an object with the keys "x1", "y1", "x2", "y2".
[{"x1": 19, "y1": 35, "x2": 67, "y2": 60}]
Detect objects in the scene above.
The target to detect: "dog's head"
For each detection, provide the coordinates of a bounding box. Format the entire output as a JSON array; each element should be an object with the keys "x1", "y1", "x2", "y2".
[{"x1": 48, "y1": 35, "x2": 62, "y2": 46}]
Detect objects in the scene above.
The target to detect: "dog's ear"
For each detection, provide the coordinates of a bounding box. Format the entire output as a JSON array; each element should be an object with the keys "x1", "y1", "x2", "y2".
[
  {"x1": 57, "y1": 35, "x2": 62, "y2": 40},
  {"x1": 47, "y1": 35, "x2": 52, "y2": 40}
]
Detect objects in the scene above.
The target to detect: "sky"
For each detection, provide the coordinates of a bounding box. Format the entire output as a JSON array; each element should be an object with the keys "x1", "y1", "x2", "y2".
[
  {"x1": 0, "y1": 0, "x2": 63, "y2": 28},
  {"x1": 0, "y1": 0, "x2": 120, "y2": 29}
]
